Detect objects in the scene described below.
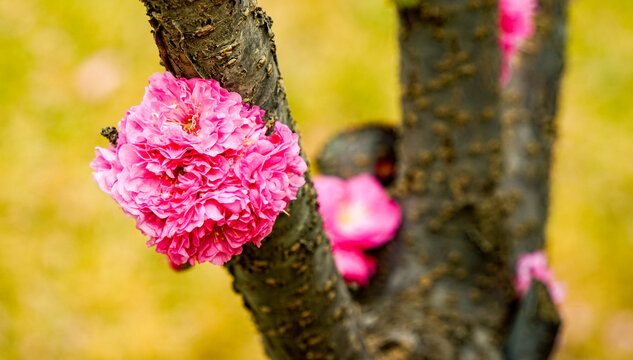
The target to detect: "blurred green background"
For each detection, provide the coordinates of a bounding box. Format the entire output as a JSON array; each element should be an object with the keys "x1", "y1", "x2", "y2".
[{"x1": 0, "y1": 0, "x2": 631, "y2": 358}]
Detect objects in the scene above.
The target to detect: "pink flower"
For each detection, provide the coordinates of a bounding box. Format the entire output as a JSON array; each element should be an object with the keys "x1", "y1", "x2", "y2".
[
  {"x1": 314, "y1": 174, "x2": 401, "y2": 286},
  {"x1": 332, "y1": 247, "x2": 377, "y2": 287},
  {"x1": 314, "y1": 174, "x2": 401, "y2": 249},
  {"x1": 91, "y1": 72, "x2": 306, "y2": 266},
  {"x1": 516, "y1": 251, "x2": 566, "y2": 304},
  {"x1": 499, "y1": 0, "x2": 537, "y2": 84}
]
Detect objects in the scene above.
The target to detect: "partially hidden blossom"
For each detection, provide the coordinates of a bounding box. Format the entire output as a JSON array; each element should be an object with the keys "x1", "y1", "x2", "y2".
[
  {"x1": 90, "y1": 72, "x2": 307, "y2": 267},
  {"x1": 499, "y1": 0, "x2": 537, "y2": 84},
  {"x1": 515, "y1": 251, "x2": 566, "y2": 305},
  {"x1": 313, "y1": 174, "x2": 401, "y2": 286}
]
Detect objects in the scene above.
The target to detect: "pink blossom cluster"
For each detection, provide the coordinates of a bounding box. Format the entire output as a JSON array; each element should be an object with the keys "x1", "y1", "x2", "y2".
[
  {"x1": 515, "y1": 251, "x2": 565, "y2": 304},
  {"x1": 314, "y1": 174, "x2": 401, "y2": 286},
  {"x1": 499, "y1": 0, "x2": 537, "y2": 84},
  {"x1": 91, "y1": 72, "x2": 307, "y2": 266}
]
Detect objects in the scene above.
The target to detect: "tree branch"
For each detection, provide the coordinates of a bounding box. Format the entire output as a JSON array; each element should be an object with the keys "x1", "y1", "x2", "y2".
[
  {"x1": 501, "y1": 0, "x2": 568, "y2": 264},
  {"x1": 504, "y1": 280, "x2": 561, "y2": 360},
  {"x1": 139, "y1": 1, "x2": 368, "y2": 359},
  {"x1": 361, "y1": 1, "x2": 513, "y2": 358},
  {"x1": 316, "y1": 124, "x2": 398, "y2": 186}
]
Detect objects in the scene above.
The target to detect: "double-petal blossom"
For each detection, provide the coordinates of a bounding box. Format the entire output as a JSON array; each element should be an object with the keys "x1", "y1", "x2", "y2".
[{"x1": 91, "y1": 72, "x2": 306, "y2": 266}]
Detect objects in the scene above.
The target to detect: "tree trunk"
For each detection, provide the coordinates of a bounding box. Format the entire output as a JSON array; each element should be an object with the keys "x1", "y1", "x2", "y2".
[
  {"x1": 136, "y1": 0, "x2": 567, "y2": 359},
  {"x1": 501, "y1": 0, "x2": 568, "y2": 265},
  {"x1": 140, "y1": 1, "x2": 369, "y2": 359},
  {"x1": 359, "y1": 2, "x2": 512, "y2": 358}
]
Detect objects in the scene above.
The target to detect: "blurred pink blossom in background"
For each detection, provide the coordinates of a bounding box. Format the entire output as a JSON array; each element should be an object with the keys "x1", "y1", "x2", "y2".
[
  {"x1": 499, "y1": 0, "x2": 537, "y2": 84},
  {"x1": 330, "y1": 247, "x2": 377, "y2": 287},
  {"x1": 314, "y1": 174, "x2": 401, "y2": 286},
  {"x1": 516, "y1": 250, "x2": 566, "y2": 304},
  {"x1": 75, "y1": 50, "x2": 123, "y2": 103},
  {"x1": 602, "y1": 311, "x2": 633, "y2": 355}
]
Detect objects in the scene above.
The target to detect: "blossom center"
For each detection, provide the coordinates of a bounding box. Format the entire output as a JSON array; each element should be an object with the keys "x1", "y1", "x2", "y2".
[
  {"x1": 181, "y1": 114, "x2": 199, "y2": 134},
  {"x1": 168, "y1": 100, "x2": 201, "y2": 134},
  {"x1": 337, "y1": 202, "x2": 369, "y2": 232}
]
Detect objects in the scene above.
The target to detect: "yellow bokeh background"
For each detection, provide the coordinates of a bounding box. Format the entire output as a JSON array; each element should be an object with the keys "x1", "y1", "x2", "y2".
[{"x1": 0, "y1": 0, "x2": 632, "y2": 358}]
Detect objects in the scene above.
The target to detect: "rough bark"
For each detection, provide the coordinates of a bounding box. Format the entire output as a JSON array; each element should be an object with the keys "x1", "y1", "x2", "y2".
[
  {"x1": 504, "y1": 280, "x2": 562, "y2": 360},
  {"x1": 135, "y1": 0, "x2": 569, "y2": 358},
  {"x1": 359, "y1": 1, "x2": 513, "y2": 359},
  {"x1": 139, "y1": 1, "x2": 368, "y2": 359},
  {"x1": 501, "y1": 0, "x2": 568, "y2": 265},
  {"x1": 315, "y1": 2, "x2": 568, "y2": 358}
]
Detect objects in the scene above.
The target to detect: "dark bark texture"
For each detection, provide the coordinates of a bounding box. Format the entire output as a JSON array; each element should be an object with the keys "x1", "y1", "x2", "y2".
[
  {"x1": 135, "y1": 0, "x2": 568, "y2": 359},
  {"x1": 501, "y1": 0, "x2": 568, "y2": 265},
  {"x1": 140, "y1": 1, "x2": 368, "y2": 359},
  {"x1": 356, "y1": 1, "x2": 513, "y2": 359}
]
